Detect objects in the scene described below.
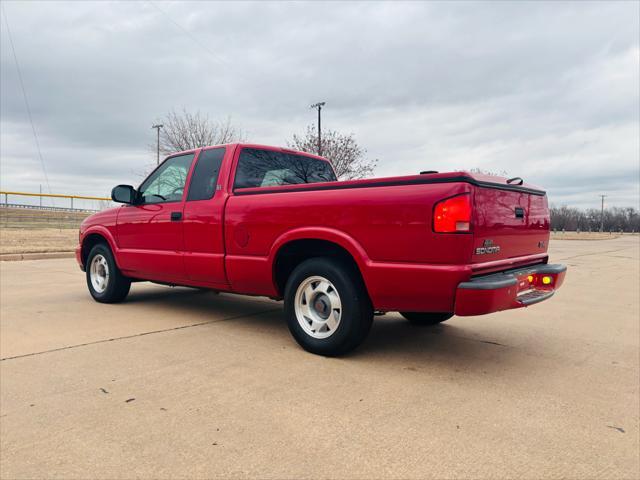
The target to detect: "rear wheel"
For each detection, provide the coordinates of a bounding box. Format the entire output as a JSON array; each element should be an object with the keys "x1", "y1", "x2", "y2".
[
  {"x1": 284, "y1": 257, "x2": 373, "y2": 356},
  {"x1": 86, "y1": 243, "x2": 131, "y2": 303},
  {"x1": 400, "y1": 312, "x2": 453, "y2": 325}
]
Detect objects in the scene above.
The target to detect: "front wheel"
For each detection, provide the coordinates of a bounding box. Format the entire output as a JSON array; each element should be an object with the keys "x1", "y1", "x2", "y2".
[
  {"x1": 86, "y1": 243, "x2": 131, "y2": 303},
  {"x1": 400, "y1": 312, "x2": 453, "y2": 325},
  {"x1": 284, "y1": 257, "x2": 373, "y2": 356}
]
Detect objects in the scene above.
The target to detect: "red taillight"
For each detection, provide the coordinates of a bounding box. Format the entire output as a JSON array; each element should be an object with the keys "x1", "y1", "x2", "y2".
[{"x1": 433, "y1": 193, "x2": 471, "y2": 233}]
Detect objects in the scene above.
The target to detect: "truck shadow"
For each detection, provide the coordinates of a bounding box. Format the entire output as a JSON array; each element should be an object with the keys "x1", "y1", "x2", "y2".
[
  {"x1": 232, "y1": 308, "x2": 524, "y2": 374},
  {"x1": 123, "y1": 286, "x2": 522, "y2": 371},
  {"x1": 123, "y1": 286, "x2": 279, "y2": 316},
  {"x1": 358, "y1": 315, "x2": 517, "y2": 366}
]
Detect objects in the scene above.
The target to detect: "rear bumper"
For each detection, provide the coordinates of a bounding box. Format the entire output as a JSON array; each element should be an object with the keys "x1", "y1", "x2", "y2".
[{"x1": 454, "y1": 264, "x2": 566, "y2": 316}]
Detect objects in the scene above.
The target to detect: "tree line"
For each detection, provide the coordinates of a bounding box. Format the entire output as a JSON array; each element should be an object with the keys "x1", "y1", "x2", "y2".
[{"x1": 550, "y1": 205, "x2": 639, "y2": 232}]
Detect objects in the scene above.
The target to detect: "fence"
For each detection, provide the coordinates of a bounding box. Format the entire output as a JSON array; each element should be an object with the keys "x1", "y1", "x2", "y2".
[
  {"x1": 0, "y1": 191, "x2": 112, "y2": 229},
  {"x1": 0, "y1": 190, "x2": 111, "y2": 212}
]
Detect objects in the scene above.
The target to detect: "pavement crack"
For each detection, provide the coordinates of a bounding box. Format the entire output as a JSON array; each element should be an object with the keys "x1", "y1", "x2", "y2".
[
  {"x1": 478, "y1": 340, "x2": 507, "y2": 347},
  {"x1": 555, "y1": 247, "x2": 630, "y2": 262},
  {"x1": 0, "y1": 307, "x2": 280, "y2": 361},
  {"x1": 607, "y1": 425, "x2": 625, "y2": 433}
]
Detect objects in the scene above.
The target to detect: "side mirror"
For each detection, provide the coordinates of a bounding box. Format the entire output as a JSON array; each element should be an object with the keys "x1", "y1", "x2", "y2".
[{"x1": 111, "y1": 185, "x2": 137, "y2": 204}]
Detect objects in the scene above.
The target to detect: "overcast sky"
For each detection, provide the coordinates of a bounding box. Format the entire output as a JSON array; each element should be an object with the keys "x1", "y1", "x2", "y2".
[{"x1": 1, "y1": 1, "x2": 638, "y2": 209}]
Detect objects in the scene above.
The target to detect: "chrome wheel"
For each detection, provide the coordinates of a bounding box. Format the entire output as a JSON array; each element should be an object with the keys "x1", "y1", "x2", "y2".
[
  {"x1": 294, "y1": 275, "x2": 342, "y2": 339},
  {"x1": 89, "y1": 254, "x2": 110, "y2": 293}
]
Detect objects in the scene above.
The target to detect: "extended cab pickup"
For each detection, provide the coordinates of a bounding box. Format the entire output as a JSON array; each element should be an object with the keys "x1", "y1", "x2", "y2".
[{"x1": 77, "y1": 143, "x2": 566, "y2": 355}]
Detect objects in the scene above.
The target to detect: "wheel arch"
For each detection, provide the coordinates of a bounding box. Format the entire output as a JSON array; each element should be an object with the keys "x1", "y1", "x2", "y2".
[
  {"x1": 80, "y1": 227, "x2": 119, "y2": 268},
  {"x1": 270, "y1": 228, "x2": 371, "y2": 298}
]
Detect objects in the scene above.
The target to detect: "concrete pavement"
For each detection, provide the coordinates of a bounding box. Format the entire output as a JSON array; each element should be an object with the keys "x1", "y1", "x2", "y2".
[{"x1": 1, "y1": 237, "x2": 638, "y2": 479}]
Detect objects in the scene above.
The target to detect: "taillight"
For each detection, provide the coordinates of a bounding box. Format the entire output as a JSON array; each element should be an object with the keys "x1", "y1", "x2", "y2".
[
  {"x1": 526, "y1": 273, "x2": 555, "y2": 288},
  {"x1": 433, "y1": 193, "x2": 471, "y2": 233}
]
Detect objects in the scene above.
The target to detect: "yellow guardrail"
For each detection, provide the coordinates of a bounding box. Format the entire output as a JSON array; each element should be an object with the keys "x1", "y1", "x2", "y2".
[
  {"x1": 1, "y1": 190, "x2": 111, "y2": 212},
  {"x1": 0, "y1": 191, "x2": 110, "y2": 201}
]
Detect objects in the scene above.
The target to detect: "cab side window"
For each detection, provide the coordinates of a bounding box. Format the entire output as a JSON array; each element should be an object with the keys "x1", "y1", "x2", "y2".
[
  {"x1": 187, "y1": 148, "x2": 225, "y2": 201},
  {"x1": 234, "y1": 148, "x2": 336, "y2": 189},
  {"x1": 138, "y1": 153, "x2": 195, "y2": 204}
]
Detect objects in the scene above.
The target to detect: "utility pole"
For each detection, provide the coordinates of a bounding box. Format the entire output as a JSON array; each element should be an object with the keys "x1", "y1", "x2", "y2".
[
  {"x1": 310, "y1": 102, "x2": 325, "y2": 156},
  {"x1": 599, "y1": 194, "x2": 607, "y2": 232},
  {"x1": 39, "y1": 184, "x2": 42, "y2": 207},
  {"x1": 152, "y1": 124, "x2": 164, "y2": 165}
]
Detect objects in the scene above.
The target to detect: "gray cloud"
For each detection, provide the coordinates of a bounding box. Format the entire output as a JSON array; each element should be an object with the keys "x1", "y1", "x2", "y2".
[{"x1": 1, "y1": 0, "x2": 638, "y2": 208}]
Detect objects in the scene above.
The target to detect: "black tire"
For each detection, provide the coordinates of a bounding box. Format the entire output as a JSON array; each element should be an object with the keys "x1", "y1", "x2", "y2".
[
  {"x1": 86, "y1": 243, "x2": 131, "y2": 303},
  {"x1": 400, "y1": 311, "x2": 453, "y2": 325},
  {"x1": 284, "y1": 257, "x2": 373, "y2": 356}
]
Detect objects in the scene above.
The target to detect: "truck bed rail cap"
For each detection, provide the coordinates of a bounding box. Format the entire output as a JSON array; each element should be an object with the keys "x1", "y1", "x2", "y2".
[{"x1": 234, "y1": 174, "x2": 547, "y2": 196}]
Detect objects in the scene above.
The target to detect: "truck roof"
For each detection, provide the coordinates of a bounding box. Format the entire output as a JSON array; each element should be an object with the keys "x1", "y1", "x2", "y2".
[{"x1": 170, "y1": 143, "x2": 328, "y2": 162}]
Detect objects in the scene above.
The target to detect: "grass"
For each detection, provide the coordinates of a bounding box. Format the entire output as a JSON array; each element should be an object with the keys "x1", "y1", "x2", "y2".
[
  {"x1": 1, "y1": 228, "x2": 78, "y2": 254},
  {"x1": 0, "y1": 207, "x2": 88, "y2": 254},
  {"x1": 0, "y1": 207, "x2": 90, "y2": 229}
]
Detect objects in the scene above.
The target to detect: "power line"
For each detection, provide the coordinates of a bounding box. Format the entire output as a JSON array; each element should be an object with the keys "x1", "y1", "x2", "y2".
[
  {"x1": 146, "y1": 1, "x2": 230, "y2": 67},
  {"x1": 1, "y1": 4, "x2": 52, "y2": 196}
]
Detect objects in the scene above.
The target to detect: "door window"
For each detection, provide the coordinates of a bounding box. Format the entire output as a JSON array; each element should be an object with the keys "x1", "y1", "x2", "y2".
[
  {"x1": 138, "y1": 153, "x2": 195, "y2": 204},
  {"x1": 187, "y1": 148, "x2": 225, "y2": 201}
]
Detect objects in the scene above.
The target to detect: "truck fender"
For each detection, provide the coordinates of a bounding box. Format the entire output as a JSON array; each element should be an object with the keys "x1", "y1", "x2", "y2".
[
  {"x1": 268, "y1": 227, "x2": 371, "y2": 278},
  {"x1": 81, "y1": 226, "x2": 122, "y2": 269}
]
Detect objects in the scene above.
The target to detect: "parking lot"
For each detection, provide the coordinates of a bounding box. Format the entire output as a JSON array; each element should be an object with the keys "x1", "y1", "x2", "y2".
[{"x1": 1, "y1": 236, "x2": 638, "y2": 479}]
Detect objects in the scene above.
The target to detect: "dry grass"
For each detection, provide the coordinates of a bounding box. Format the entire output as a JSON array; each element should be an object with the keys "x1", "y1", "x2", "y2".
[
  {"x1": 0, "y1": 207, "x2": 88, "y2": 254},
  {"x1": 0, "y1": 207, "x2": 90, "y2": 229},
  {"x1": 0, "y1": 228, "x2": 78, "y2": 254}
]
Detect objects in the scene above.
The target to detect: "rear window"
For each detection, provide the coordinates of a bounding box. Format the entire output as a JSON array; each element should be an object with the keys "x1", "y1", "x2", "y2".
[{"x1": 234, "y1": 148, "x2": 336, "y2": 189}]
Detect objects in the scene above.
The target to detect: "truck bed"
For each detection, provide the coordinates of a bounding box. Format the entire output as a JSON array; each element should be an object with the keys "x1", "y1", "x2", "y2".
[{"x1": 224, "y1": 170, "x2": 551, "y2": 312}]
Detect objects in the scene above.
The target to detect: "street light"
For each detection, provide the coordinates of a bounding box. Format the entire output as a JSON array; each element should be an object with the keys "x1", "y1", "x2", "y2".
[
  {"x1": 310, "y1": 102, "x2": 325, "y2": 156},
  {"x1": 152, "y1": 124, "x2": 164, "y2": 165}
]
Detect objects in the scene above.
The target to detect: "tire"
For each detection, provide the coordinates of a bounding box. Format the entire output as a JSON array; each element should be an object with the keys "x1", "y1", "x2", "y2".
[
  {"x1": 284, "y1": 257, "x2": 373, "y2": 356},
  {"x1": 400, "y1": 312, "x2": 453, "y2": 325},
  {"x1": 86, "y1": 243, "x2": 131, "y2": 303}
]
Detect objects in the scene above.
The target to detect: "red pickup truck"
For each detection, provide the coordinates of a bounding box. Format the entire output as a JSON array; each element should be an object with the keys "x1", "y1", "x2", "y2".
[{"x1": 77, "y1": 143, "x2": 566, "y2": 355}]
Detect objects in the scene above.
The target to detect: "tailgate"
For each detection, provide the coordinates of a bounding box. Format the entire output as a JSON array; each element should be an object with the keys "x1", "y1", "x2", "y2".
[{"x1": 471, "y1": 184, "x2": 550, "y2": 264}]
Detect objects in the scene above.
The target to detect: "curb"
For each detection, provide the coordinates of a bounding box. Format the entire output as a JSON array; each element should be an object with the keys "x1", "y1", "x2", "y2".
[{"x1": 0, "y1": 252, "x2": 75, "y2": 262}]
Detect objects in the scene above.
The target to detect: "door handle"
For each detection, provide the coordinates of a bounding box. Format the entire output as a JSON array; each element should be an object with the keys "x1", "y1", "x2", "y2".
[{"x1": 171, "y1": 211, "x2": 182, "y2": 221}]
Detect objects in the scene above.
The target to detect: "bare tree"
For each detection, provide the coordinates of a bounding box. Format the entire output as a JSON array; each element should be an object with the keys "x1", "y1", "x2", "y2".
[
  {"x1": 155, "y1": 109, "x2": 244, "y2": 156},
  {"x1": 288, "y1": 125, "x2": 377, "y2": 180},
  {"x1": 550, "y1": 205, "x2": 640, "y2": 232}
]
